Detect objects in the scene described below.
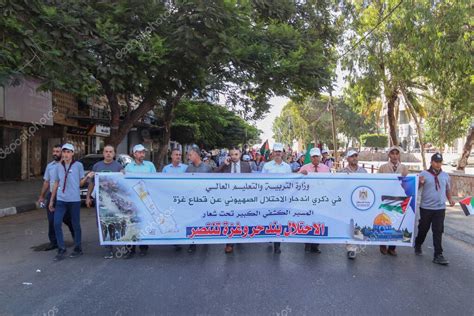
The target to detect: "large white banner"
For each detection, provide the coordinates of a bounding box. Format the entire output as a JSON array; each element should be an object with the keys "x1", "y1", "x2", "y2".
[{"x1": 96, "y1": 173, "x2": 418, "y2": 246}]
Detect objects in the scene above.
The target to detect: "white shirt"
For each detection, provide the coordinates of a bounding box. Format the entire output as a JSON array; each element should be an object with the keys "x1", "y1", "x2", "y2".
[
  {"x1": 231, "y1": 161, "x2": 241, "y2": 173},
  {"x1": 261, "y1": 160, "x2": 292, "y2": 174}
]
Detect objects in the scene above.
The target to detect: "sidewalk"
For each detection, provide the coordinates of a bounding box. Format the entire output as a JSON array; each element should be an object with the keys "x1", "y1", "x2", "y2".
[{"x1": 0, "y1": 179, "x2": 42, "y2": 217}]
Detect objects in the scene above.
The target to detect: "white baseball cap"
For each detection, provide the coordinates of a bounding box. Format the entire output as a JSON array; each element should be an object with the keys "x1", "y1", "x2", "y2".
[
  {"x1": 388, "y1": 145, "x2": 402, "y2": 154},
  {"x1": 61, "y1": 143, "x2": 74, "y2": 152},
  {"x1": 132, "y1": 144, "x2": 147, "y2": 153},
  {"x1": 310, "y1": 148, "x2": 321, "y2": 157},
  {"x1": 273, "y1": 143, "x2": 284, "y2": 151},
  {"x1": 346, "y1": 150, "x2": 358, "y2": 157},
  {"x1": 321, "y1": 149, "x2": 329, "y2": 154}
]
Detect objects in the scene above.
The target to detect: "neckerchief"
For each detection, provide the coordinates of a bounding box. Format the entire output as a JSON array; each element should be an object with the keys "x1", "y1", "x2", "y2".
[
  {"x1": 427, "y1": 166, "x2": 442, "y2": 191},
  {"x1": 61, "y1": 160, "x2": 76, "y2": 193}
]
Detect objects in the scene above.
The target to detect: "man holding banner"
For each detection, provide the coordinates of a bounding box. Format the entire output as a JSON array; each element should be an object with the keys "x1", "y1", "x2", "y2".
[
  {"x1": 339, "y1": 149, "x2": 367, "y2": 259},
  {"x1": 378, "y1": 145, "x2": 409, "y2": 256},
  {"x1": 262, "y1": 143, "x2": 292, "y2": 254},
  {"x1": 186, "y1": 145, "x2": 212, "y2": 253},
  {"x1": 414, "y1": 153, "x2": 454, "y2": 265},
  {"x1": 215, "y1": 146, "x2": 252, "y2": 253},
  {"x1": 299, "y1": 147, "x2": 330, "y2": 254},
  {"x1": 123, "y1": 144, "x2": 156, "y2": 259}
]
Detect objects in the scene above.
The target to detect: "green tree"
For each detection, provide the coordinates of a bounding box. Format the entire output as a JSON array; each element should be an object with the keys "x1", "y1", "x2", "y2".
[
  {"x1": 171, "y1": 100, "x2": 261, "y2": 149},
  {"x1": 273, "y1": 96, "x2": 375, "y2": 148},
  {"x1": 1, "y1": 0, "x2": 338, "y2": 168}
]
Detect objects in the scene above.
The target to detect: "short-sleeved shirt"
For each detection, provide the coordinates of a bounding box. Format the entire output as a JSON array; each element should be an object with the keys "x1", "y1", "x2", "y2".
[
  {"x1": 185, "y1": 162, "x2": 212, "y2": 173},
  {"x1": 54, "y1": 161, "x2": 85, "y2": 202},
  {"x1": 124, "y1": 160, "x2": 156, "y2": 173},
  {"x1": 420, "y1": 170, "x2": 451, "y2": 210},
  {"x1": 298, "y1": 163, "x2": 330, "y2": 173},
  {"x1": 250, "y1": 161, "x2": 265, "y2": 172},
  {"x1": 339, "y1": 165, "x2": 367, "y2": 174},
  {"x1": 261, "y1": 160, "x2": 292, "y2": 173},
  {"x1": 90, "y1": 160, "x2": 123, "y2": 184},
  {"x1": 162, "y1": 163, "x2": 188, "y2": 173},
  {"x1": 43, "y1": 160, "x2": 59, "y2": 192}
]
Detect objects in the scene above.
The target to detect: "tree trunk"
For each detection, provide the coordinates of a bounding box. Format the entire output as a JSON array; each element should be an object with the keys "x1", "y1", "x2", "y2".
[
  {"x1": 154, "y1": 92, "x2": 184, "y2": 171},
  {"x1": 386, "y1": 90, "x2": 399, "y2": 146},
  {"x1": 400, "y1": 88, "x2": 427, "y2": 169},
  {"x1": 104, "y1": 92, "x2": 157, "y2": 151},
  {"x1": 457, "y1": 126, "x2": 474, "y2": 171}
]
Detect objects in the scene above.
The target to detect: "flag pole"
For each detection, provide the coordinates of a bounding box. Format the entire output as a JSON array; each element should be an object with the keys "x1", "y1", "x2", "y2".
[{"x1": 397, "y1": 197, "x2": 412, "y2": 231}]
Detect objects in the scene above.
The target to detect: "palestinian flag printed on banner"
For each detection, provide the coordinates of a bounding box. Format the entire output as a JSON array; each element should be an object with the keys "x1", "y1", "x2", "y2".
[
  {"x1": 259, "y1": 140, "x2": 270, "y2": 161},
  {"x1": 379, "y1": 196, "x2": 411, "y2": 214},
  {"x1": 459, "y1": 196, "x2": 473, "y2": 216}
]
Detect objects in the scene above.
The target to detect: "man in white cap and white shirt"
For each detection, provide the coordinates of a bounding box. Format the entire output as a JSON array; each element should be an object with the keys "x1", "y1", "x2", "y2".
[
  {"x1": 49, "y1": 143, "x2": 91, "y2": 261},
  {"x1": 298, "y1": 147, "x2": 330, "y2": 253},
  {"x1": 339, "y1": 149, "x2": 367, "y2": 259},
  {"x1": 378, "y1": 145, "x2": 408, "y2": 256},
  {"x1": 262, "y1": 143, "x2": 291, "y2": 253},
  {"x1": 123, "y1": 144, "x2": 157, "y2": 258}
]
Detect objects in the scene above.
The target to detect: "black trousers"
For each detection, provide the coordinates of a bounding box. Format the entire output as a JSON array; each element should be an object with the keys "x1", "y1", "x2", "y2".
[
  {"x1": 45, "y1": 192, "x2": 74, "y2": 245},
  {"x1": 415, "y1": 208, "x2": 445, "y2": 256}
]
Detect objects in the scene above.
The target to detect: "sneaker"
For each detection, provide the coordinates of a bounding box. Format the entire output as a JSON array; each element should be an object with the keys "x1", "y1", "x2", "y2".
[
  {"x1": 104, "y1": 251, "x2": 114, "y2": 259},
  {"x1": 69, "y1": 249, "x2": 83, "y2": 258},
  {"x1": 188, "y1": 244, "x2": 197, "y2": 253},
  {"x1": 311, "y1": 244, "x2": 321, "y2": 254},
  {"x1": 387, "y1": 248, "x2": 397, "y2": 256},
  {"x1": 54, "y1": 248, "x2": 67, "y2": 261},
  {"x1": 174, "y1": 245, "x2": 182, "y2": 252},
  {"x1": 347, "y1": 251, "x2": 356, "y2": 259},
  {"x1": 304, "y1": 244, "x2": 311, "y2": 253},
  {"x1": 139, "y1": 249, "x2": 148, "y2": 257},
  {"x1": 433, "y1": 255, "x2": 449, "y2": 265},
  {"x1": 273, "y1": 243, "x2": 281, "y2": 254},
  {"x1": 414, "y1": 246, "x2": 422, "y2": 256}
]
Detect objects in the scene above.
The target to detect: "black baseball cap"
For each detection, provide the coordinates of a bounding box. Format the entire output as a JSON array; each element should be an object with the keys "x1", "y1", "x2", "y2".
[{"x1": 431, "y1": 153, "x2": 443, "y2": 162}]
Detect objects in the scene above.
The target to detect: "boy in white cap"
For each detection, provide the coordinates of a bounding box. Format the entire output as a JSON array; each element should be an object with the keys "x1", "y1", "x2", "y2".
[
  {"x1": 339, "y1": 150, "x2": 367, "y2": 259},
  {"x1": 49, "y1": 143, "x2": 91, "y2": 261},
  {"x1": 262, "y1": 143, "x2": 291, "y2": 253}
]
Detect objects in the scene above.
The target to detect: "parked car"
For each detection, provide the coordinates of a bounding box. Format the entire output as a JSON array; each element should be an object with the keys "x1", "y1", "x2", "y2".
[
  {"x1": 79, "y1": 154, "x2": 132, "y2": 204},
  {"x1": 449, "y1": 153, "x2": 474, "y2": 167}
]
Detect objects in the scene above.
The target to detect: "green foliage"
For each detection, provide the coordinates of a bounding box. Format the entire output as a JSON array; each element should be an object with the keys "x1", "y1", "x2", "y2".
[
  {"x1": 171, "y1": 100, "x2": 261, "y2": 149},
  {"x1": 341, "y1": 0, "x2": 473, "y2": 147},
  {"x1": 273, "y1": 96, "x2": 375, "y2": 147},
  {"x1": 360, "y1": 134, "x2": 388, "y2": 148}
]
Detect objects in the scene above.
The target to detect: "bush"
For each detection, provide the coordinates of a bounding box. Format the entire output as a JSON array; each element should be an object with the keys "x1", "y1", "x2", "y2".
[{"x1": 360, "y1": 134, "x2": 388, "y2": 148}]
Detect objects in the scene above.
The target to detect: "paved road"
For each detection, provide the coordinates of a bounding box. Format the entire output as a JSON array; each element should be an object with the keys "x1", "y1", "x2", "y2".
[{"x1": 0, "y1": 208, "x2": 473, "y2": 316}]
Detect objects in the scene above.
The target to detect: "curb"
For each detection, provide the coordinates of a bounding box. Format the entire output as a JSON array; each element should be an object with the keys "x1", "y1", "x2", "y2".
[{"x1": 0, "y1": 203, "x2": 38, "y2": 218}]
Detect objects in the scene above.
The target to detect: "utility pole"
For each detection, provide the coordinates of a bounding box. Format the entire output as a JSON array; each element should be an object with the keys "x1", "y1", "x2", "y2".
[{"x1": 329, "y1": 90, "x2": 338, "y2": 169}]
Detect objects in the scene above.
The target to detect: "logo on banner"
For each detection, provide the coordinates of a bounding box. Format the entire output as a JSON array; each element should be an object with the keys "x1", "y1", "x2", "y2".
[{"x1": 351, "y1": 186, "x2": 375, "y2": 210}]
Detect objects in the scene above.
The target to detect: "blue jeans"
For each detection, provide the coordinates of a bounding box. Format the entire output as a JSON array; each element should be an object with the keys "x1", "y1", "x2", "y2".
[
  {"x1": 45, "y1": 192, "x2": 74, "y2": 245},
  {"x1": 54, "y1": 201, "x2": 82, "y2": 250}
]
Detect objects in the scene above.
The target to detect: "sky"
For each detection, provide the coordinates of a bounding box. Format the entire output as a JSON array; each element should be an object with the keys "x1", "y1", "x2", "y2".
[{"x1": 254, "y1": 65, "x2": 347, "y2": 148}]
